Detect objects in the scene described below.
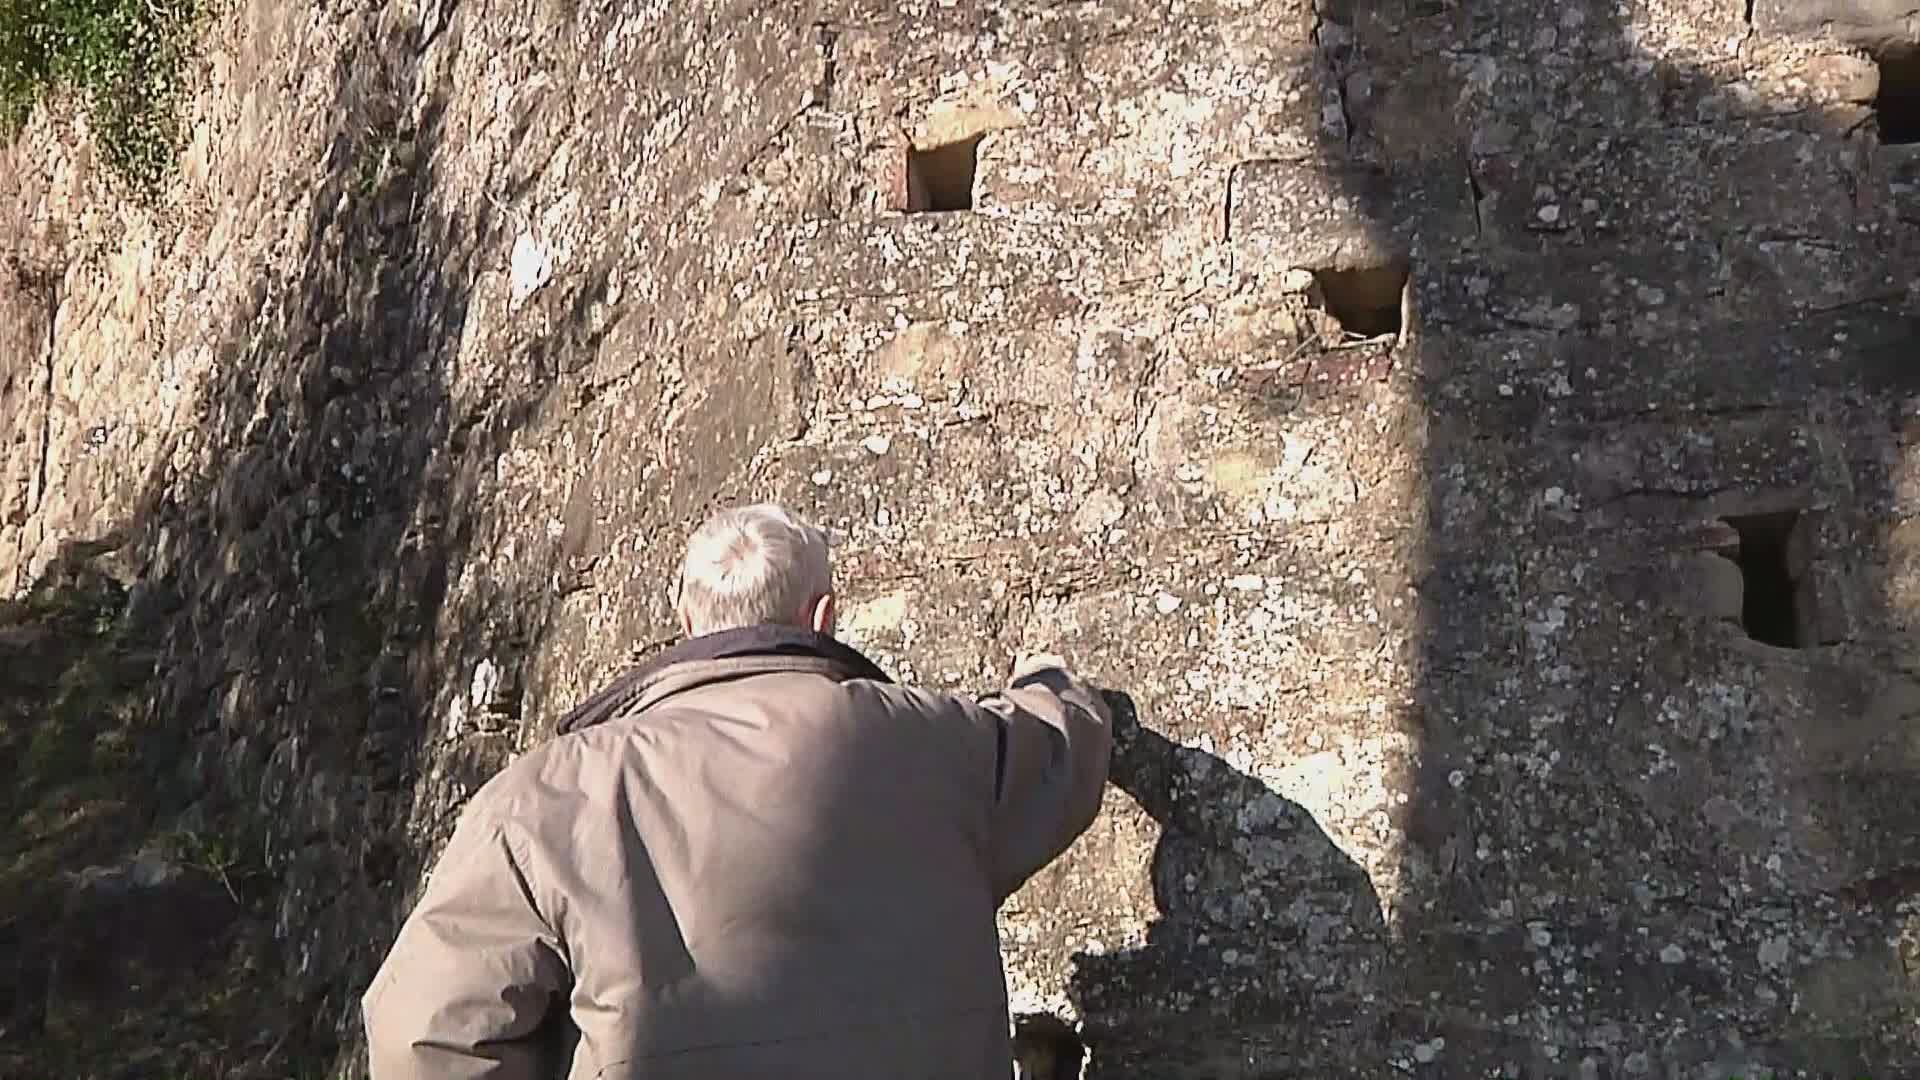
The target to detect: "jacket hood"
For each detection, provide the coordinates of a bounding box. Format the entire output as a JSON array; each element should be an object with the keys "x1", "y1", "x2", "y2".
[{"x1": 554, "y1": 624, "x2": 894, "y2": 735}]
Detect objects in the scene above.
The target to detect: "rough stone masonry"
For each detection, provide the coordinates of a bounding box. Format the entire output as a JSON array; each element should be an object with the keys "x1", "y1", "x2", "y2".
[{"x1": 2, "y1": 0, "x2": 1918, "y2": 1076}]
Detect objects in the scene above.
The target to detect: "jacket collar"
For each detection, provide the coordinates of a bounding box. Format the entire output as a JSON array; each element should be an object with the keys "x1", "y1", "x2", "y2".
[{"x1": 554, "y1": 624, "x2": 893, "y2": 735}]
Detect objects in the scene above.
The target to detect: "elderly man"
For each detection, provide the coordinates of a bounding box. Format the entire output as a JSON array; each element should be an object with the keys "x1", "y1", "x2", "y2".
[{"x1": 362, "y1": 503, "x2": 1114, "y2": 1078}]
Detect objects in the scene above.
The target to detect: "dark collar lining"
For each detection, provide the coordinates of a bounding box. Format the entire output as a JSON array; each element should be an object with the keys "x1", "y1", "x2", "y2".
[{"x1": 554, "y1": 625, "x2": 893, "y2": 735}]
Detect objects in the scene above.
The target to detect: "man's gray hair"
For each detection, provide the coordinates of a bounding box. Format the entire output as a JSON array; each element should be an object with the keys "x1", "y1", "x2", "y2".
[{"x1": 676, "y1": 503, "x2": 833, "y2": 635}]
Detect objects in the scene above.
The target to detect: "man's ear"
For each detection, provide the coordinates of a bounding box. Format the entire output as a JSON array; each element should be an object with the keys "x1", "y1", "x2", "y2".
[{"x1": 807, "y1": 592, "x2": 836, "y2": 636}]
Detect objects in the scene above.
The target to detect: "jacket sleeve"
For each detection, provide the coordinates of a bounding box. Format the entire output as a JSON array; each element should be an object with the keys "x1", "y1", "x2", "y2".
[
  {"x1": 973, "y1": 664, "x2": 1115, "y2": 903},
  {"x1": 362, "y1": 803, "x2": 570, "y2": 1080}
]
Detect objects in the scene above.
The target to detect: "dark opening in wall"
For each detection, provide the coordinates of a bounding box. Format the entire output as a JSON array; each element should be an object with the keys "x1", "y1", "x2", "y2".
[
  {"x1": 1012, "y1": 1013, "x2": 1086, "y2": 1080},
  {"x1": 1875, "y1": 47, "x2": 1920, "y2": 145},
  {"x1": 1718, "y1": 511, "x2": 1808, "y2": 648},
  {"x1": 905, "y1": 134, "x2": 983, "y2": 212},
  {"x1": 1313, "y1": 262, "x2": 1409, "y2": 339}
]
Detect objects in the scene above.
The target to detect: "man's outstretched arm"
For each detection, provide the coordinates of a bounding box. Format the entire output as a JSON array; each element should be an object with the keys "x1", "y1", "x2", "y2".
[
  {"x1": 974, "y1": 653, "x2": 1115, "y2": 903},
  {"x1": 363, "y1": 802, "x2": 569, "y2": 1080}
]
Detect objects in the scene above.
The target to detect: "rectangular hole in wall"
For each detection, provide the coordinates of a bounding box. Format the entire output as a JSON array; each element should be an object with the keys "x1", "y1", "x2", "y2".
[
  {"x1": 1874, "y1": 46, "x2": 1920, "y2": 145},
  {"x1": 905, "y1": 134, "x2": 983, "y2": 212},
  {"x1": 1312, "y1": 262, "x2": 1410, "y2": 339},
  {"x1": 1012, "y1": 1013, "x2": 1085, "y2": 1080},
  {"x1": 1717, "y1": 511, "x2": 1811, "y2": 648}
]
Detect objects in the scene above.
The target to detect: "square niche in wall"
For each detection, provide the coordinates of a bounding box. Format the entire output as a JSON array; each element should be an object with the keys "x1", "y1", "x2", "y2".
[
  {"x1": 1312, "y1": 262, "x2": 1410, "y2": 339},
  {"x1": 1874, "y1": 46, "x2": 1920, "y2": 145},
  {"x1": 1716, "y1": 510, "x2": 1819, "y2": 649},
  {"x1": 903, "y1": 134, "x2": 983, "y2": 213}
]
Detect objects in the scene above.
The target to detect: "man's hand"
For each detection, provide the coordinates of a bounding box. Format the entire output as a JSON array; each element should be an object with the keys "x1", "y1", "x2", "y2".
[
  {"x1": 1010, "y1": 652, "x2": 1069, "y2": 681},
  {"x1": 979, "y1": 650, "x2": 1113, "y2": 902}
]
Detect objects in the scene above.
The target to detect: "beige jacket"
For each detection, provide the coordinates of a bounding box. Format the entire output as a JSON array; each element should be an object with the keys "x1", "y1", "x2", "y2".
[{"x1": 361, "y1": 629, "x2": 1112, "y2": 1079}]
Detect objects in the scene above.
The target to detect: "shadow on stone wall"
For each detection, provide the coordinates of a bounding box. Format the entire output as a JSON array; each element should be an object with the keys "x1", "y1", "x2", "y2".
[
  {"x1": 1068, "y1": 0, "x2": 1919, "y2": 1076},
  {"x1": 0, "y1": 6, "x2": 595, "y2": 1075},
  {"x1": 1070, "y1": 691, "x2": 1388, "y2": 1077},
  {"x1": 1372, "y1": 0, "x2": 1918, "y2": 1073}
]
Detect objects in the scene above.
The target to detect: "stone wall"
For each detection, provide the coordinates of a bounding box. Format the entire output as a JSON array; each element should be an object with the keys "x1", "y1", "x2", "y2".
[{"x1": 2, "y1": 0, "x2": 1917, "y2": 1076}]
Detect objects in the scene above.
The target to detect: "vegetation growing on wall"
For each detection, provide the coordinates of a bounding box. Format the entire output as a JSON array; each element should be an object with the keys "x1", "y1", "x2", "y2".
[{"x1": 0, "y1": 0, "x2": 203, "y2": 189}]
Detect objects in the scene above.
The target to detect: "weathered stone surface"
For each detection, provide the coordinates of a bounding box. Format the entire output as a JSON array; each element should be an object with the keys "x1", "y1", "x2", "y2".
[
  {"x1": 3, "y1": 0, "x2": 1920, "y2": 1075},
  {"x1": 1754, "y1": 1, "x2": 1920, "y2": 48},
  {"x1": 0, "y1": 269, "x2": 52, "y2": 581}
]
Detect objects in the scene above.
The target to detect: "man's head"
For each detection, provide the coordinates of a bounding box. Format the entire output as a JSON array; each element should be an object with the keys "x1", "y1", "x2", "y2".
[{"x1": 675, "y1": 503, "x2": 835, "y2": 638}]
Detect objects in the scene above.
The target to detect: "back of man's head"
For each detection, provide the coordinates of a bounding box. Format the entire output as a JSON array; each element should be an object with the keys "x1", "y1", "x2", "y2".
[{"x1": 676, "y1": 503, "x2": 834, "y2": 637}]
